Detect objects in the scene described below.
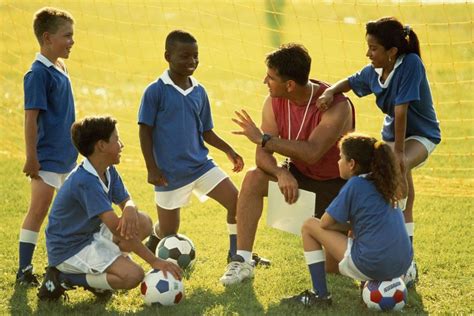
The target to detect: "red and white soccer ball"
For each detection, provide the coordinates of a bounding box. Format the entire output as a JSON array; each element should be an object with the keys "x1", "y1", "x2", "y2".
[
  {"x1": 140, "y1": 269, "x2": 184, "y2": 306},
  {"x1": 156, "y1": 234, "x2": 196, "y2": 271},
  {"x1": 362, "y1": 277, "x2": 407, "y2": 311}
]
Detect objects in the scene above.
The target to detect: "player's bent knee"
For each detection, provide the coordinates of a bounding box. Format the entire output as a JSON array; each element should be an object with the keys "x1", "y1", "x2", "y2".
[
  {"x1": 122, "y1": 266, "x2": 145, "y2": 289},
  {"x1": 302, "y1": 217, "x2": 320, "y2": 234},
  {"x1": 243, "y1": 168, "x2": 269, "y2": 193},
  {"x1": 138, "y1": 211, "x2": 153, "y2": 240}
]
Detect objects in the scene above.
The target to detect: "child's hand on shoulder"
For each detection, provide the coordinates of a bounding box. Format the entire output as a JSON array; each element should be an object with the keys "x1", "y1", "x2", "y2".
[
  {"x1": 226, "y1": 149, "x2": 244, "y2": 173},
  {"x1": 316, "y1": 90, "x2": 334, "y2": 111},
  {"x1": 152, "y1": 258, "x2": 183, "y2": 281}
]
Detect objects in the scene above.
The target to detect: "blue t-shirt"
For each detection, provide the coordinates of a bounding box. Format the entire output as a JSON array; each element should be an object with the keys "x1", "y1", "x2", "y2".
[
  {"x1": 138, "y1": 70, "x2": 215, "y2": 191},
  {"x1": 46, "y1": 159, "x2": 129, "y2": 266},
  {"x1": 326, "y1": 176, "x2": 412, "y2": 280},
  {"x1": 348, "y1": 54, "x2": 441, "y2": 144},
  {"x1": 24, "y1": 53, "x2": 78, "y2": 173}
]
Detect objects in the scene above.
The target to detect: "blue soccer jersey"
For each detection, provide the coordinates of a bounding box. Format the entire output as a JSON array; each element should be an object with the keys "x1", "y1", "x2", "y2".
[
  {"x1": 326, "y1": 176, "x2": 412, "y2": 280},
  {"x1": 46, "y1": 159, "x2": 129, "y2": 266},
  {"x1": 348, "y1": 53, "x2": 441, "y2": 144},
  {"x1": 138, "y1": 70, "x2": 215, "y2": 191},
  {"x1": 24, "y1": 53, "x2": 78, "y2": 173}
]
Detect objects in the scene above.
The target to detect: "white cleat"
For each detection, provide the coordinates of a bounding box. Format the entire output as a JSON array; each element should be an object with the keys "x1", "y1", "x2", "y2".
[{"x1": 220, "y1": 260, "x2": 254, "y2": 286}]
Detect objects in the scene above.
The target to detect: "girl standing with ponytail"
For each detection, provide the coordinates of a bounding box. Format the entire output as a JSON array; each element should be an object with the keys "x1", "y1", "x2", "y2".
[
  {"x1": 317, "y1": 17, "x2": 440, "y2": 274},
  {"x1": 282, "y1": 133, "x2": 412, "y2": 308}
]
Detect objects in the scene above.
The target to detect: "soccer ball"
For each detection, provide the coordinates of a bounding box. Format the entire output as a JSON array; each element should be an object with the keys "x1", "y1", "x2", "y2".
[
  {"x1": 362, "y1": 277, "x2": 407, "y2": 311},
  {"x1": 140, "y1": 269, "x2": 184, "y2": 306},
  {"x1": 156, "y1": 234, "x2": 196, "y2": 270},
  {"x1": 401, "y1": 260, "x2": 418, "y2": 288}
]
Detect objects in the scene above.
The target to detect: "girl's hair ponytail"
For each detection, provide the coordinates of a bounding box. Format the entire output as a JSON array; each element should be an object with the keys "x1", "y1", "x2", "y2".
[
  {"x1": 366, "y1": 16, "x2": 421, "y2": 58},
  {"x1": 340, "y1": 133, "x2": 402, "y2": 205},
  {"x1": 370, "y1": 140, "x2": 403, "y2": 205}
]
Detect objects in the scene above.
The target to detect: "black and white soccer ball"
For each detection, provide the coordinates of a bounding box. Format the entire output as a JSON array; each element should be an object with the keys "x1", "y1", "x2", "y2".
[
  {"x1": 156, "y1": 234, "x2": 196, "y2": 270},
  {"x1": 140, "y1": 269, "x2": 184, "y2": 306}
]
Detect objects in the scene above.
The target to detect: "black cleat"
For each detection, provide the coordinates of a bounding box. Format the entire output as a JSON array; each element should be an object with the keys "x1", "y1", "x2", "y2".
[
  {"x1": 145, "y1": 235, "x2": 161, "y2": 254},
  {"x1": 16, "y1": 265, "x2": 40, "y2": 287},
  {"x1": 281, "y1": 289, "x2": 332, "y2": 308},
  {"x1": 37, "y1": 267, "x2": 73, "y2": 301},
  {"x1": 226, "y1": 252, "x2": 271, "y2": 267},
  {"x1": 84, "y1": 286, "x2": 114, "y2": 301},
  {"x1": 252, "y1": 253, "x2": 271, "y2": 267}
]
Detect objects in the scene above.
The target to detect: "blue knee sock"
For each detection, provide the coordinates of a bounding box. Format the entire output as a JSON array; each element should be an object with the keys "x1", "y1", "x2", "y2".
[
  {"x1": 59, "y1": 272, "x2": 88, "y2": 287},
  {"x1": 18, "y1": 229, "x2": 39, "y2": 270},
  {"x1": 308, "y1": 262, "x2": 328, "y2": 297},
  {"x1": 18, "y1": 242, "x2": 36, "y2": 270},
  {"x1": 229, "y1": 234, "x2": 237, "y2": 257}
]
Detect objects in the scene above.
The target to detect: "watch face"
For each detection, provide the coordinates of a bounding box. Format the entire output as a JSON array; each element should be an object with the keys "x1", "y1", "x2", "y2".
[{"x1": 262, "y1": 134, "x2": 271, "y2": 147}]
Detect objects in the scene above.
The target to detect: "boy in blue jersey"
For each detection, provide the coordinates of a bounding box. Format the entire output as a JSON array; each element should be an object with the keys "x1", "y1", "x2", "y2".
[
  {"x1": 138, "y1": 30, "x2": 253, "y2": 265},
  {"x1": 283, "y1": 133, "x2": 412, "y2": 308},
  {"x1": 38, "y1": 116, "x2": 181, "y2": 301},
  {"x1": 17, "y1": 7, "x2": 79, "y2": 286}
]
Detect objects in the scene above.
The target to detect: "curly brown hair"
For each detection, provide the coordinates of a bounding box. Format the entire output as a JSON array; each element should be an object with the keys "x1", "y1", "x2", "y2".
[{"x1": 340, "y1": 133, "x2": 403, "y2": 205}]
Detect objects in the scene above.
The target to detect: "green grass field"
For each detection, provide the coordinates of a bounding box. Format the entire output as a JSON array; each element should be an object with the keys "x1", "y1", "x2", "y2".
[{"x1": 1, "y1": 0, "x2": 473, "y2": 314}]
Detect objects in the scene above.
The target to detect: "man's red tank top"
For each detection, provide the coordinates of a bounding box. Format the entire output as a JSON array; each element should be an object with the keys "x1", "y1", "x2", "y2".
[{"x1": 272, "y1": 79, "x2": 355, "y2": 180}]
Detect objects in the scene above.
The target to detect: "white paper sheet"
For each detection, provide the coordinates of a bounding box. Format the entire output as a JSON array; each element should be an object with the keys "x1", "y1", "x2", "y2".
[{"x1": 266, "y1": 181, "x2": 316, "y2": 236}]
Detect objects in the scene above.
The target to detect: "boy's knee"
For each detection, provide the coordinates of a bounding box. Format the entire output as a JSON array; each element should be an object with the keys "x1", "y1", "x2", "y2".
[
  {"x1": 123, "y1": 266, "x2": 145, "y2": 289},
  {"x1": 302, "y1": 217, "x2": 319, "y2": 234},
  {"x1": 138, "y1": 212, "x2": 153, "y2": 239}
]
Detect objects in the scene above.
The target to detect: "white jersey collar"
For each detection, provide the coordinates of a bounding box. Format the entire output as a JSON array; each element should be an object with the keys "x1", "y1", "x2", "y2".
[
  {"x1": 159, "y1": 70, "x2": 199, "y2": 96},
  {"x1": 374, "y1": 54, "x2": 405, "y2": 88},
  {"x1": 82, "y1": 158, "x2": 111, "y2": 193},
  {"x1": 35, "y1": 52, "x2": 69, "y2": 77}
]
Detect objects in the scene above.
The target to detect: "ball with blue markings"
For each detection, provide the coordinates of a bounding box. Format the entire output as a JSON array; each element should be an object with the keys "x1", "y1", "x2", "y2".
[
  {"x1": 362, "y1": 277, "x2": 407, "y2": 311},
  {"x1": 140, "y1": 269, "x2": 184, "y2": 306}
]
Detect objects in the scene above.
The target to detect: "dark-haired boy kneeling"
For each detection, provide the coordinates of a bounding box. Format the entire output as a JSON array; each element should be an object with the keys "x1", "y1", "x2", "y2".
[{"x1": 38, "y1": 116, "x2": 181, "y2": 301}]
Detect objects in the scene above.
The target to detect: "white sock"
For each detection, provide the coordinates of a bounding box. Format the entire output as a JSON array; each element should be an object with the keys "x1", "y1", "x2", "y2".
[
  {"x1": 405, "y1": 222, "x2": 414, "y2": 237},
  {"x1": 86, "y1": 273, "x2": 113, "y2": 290},
  {"x1": 236, "y1": 250, "x2": 252, "y2": 263},
  {"x1": 152, "y1": 222, "x2": 159, "y2": 237},
  {"x1": 304, "y1": 250, "x2": 325, "y2": 265},
  {"x1": 227, "y1": 223, "x2": 237, "y2": 235},
  {"x1": 19, "y1": 229, "x2": 38, "y2": 244},
  {"x1": 398, "y1": 197, "x2": 408, "y2": 211}
]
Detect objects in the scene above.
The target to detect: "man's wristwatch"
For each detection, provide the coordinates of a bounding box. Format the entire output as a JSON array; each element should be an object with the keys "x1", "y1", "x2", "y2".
[{"x1": 261, "y1": 133, "x2": 272, "y2": 147}]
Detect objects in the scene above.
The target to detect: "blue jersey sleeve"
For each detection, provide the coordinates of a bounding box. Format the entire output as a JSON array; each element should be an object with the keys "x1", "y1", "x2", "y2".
[
  {"x1": 199, "y1": 87, "x2": 214, "y2": 131},
  {"x1": 24, "y1": 68, "x2": 49, "y2": 111},
  {"x1": 110, "y1": 167, "x2": 130, "y2": 204},
  {"x1": 326, "y1": 179, "x2": 355, "y2": 224},
  {"x1": 77, "y1": 180, "x2": 114, "y2": 219},
  {"x1": 138, "y1": 82, "x2": 161, "y2": 126},
  {"x1": 394, "y1": 54, "x2": 423, "y2": 105},
  {"x1": 348, "y1": 65, "x2": 374, "y2": 98}
]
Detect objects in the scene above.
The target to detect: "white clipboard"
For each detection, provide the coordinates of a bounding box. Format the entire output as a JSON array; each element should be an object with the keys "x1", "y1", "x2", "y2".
[{"x1": 266, "y1": 181, "x2": 316, "y2": 236}]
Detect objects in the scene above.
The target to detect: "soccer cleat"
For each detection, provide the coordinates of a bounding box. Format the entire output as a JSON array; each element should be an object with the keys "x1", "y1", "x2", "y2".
[
  {"x1": 16, "y1": 265, "x2": 40, "y2": 287},
  {"x1": 84, "y1": 286, "x2": 114, "y2": 301},
  {"x1": 226, "y1": 252, "x2": 271, "y2": 267},
  {"x1": 37, "y1": 267, "x2": 74, "y2": 301},
  {"x1": 281, "y1": 289, "x2": 332, "y2": 308},
  {"x1": 220, "y1": 255, "x2": 254, "y2": 286},
  {"x1": 252, "y1": 253, "x2": 271, "y2": 267},
  {"x1": 402, "y1": 260, "x2": 419, "y2": 288},
  {"x1": 145, "y1": 235, "x2": 161, "y2": 254}
]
